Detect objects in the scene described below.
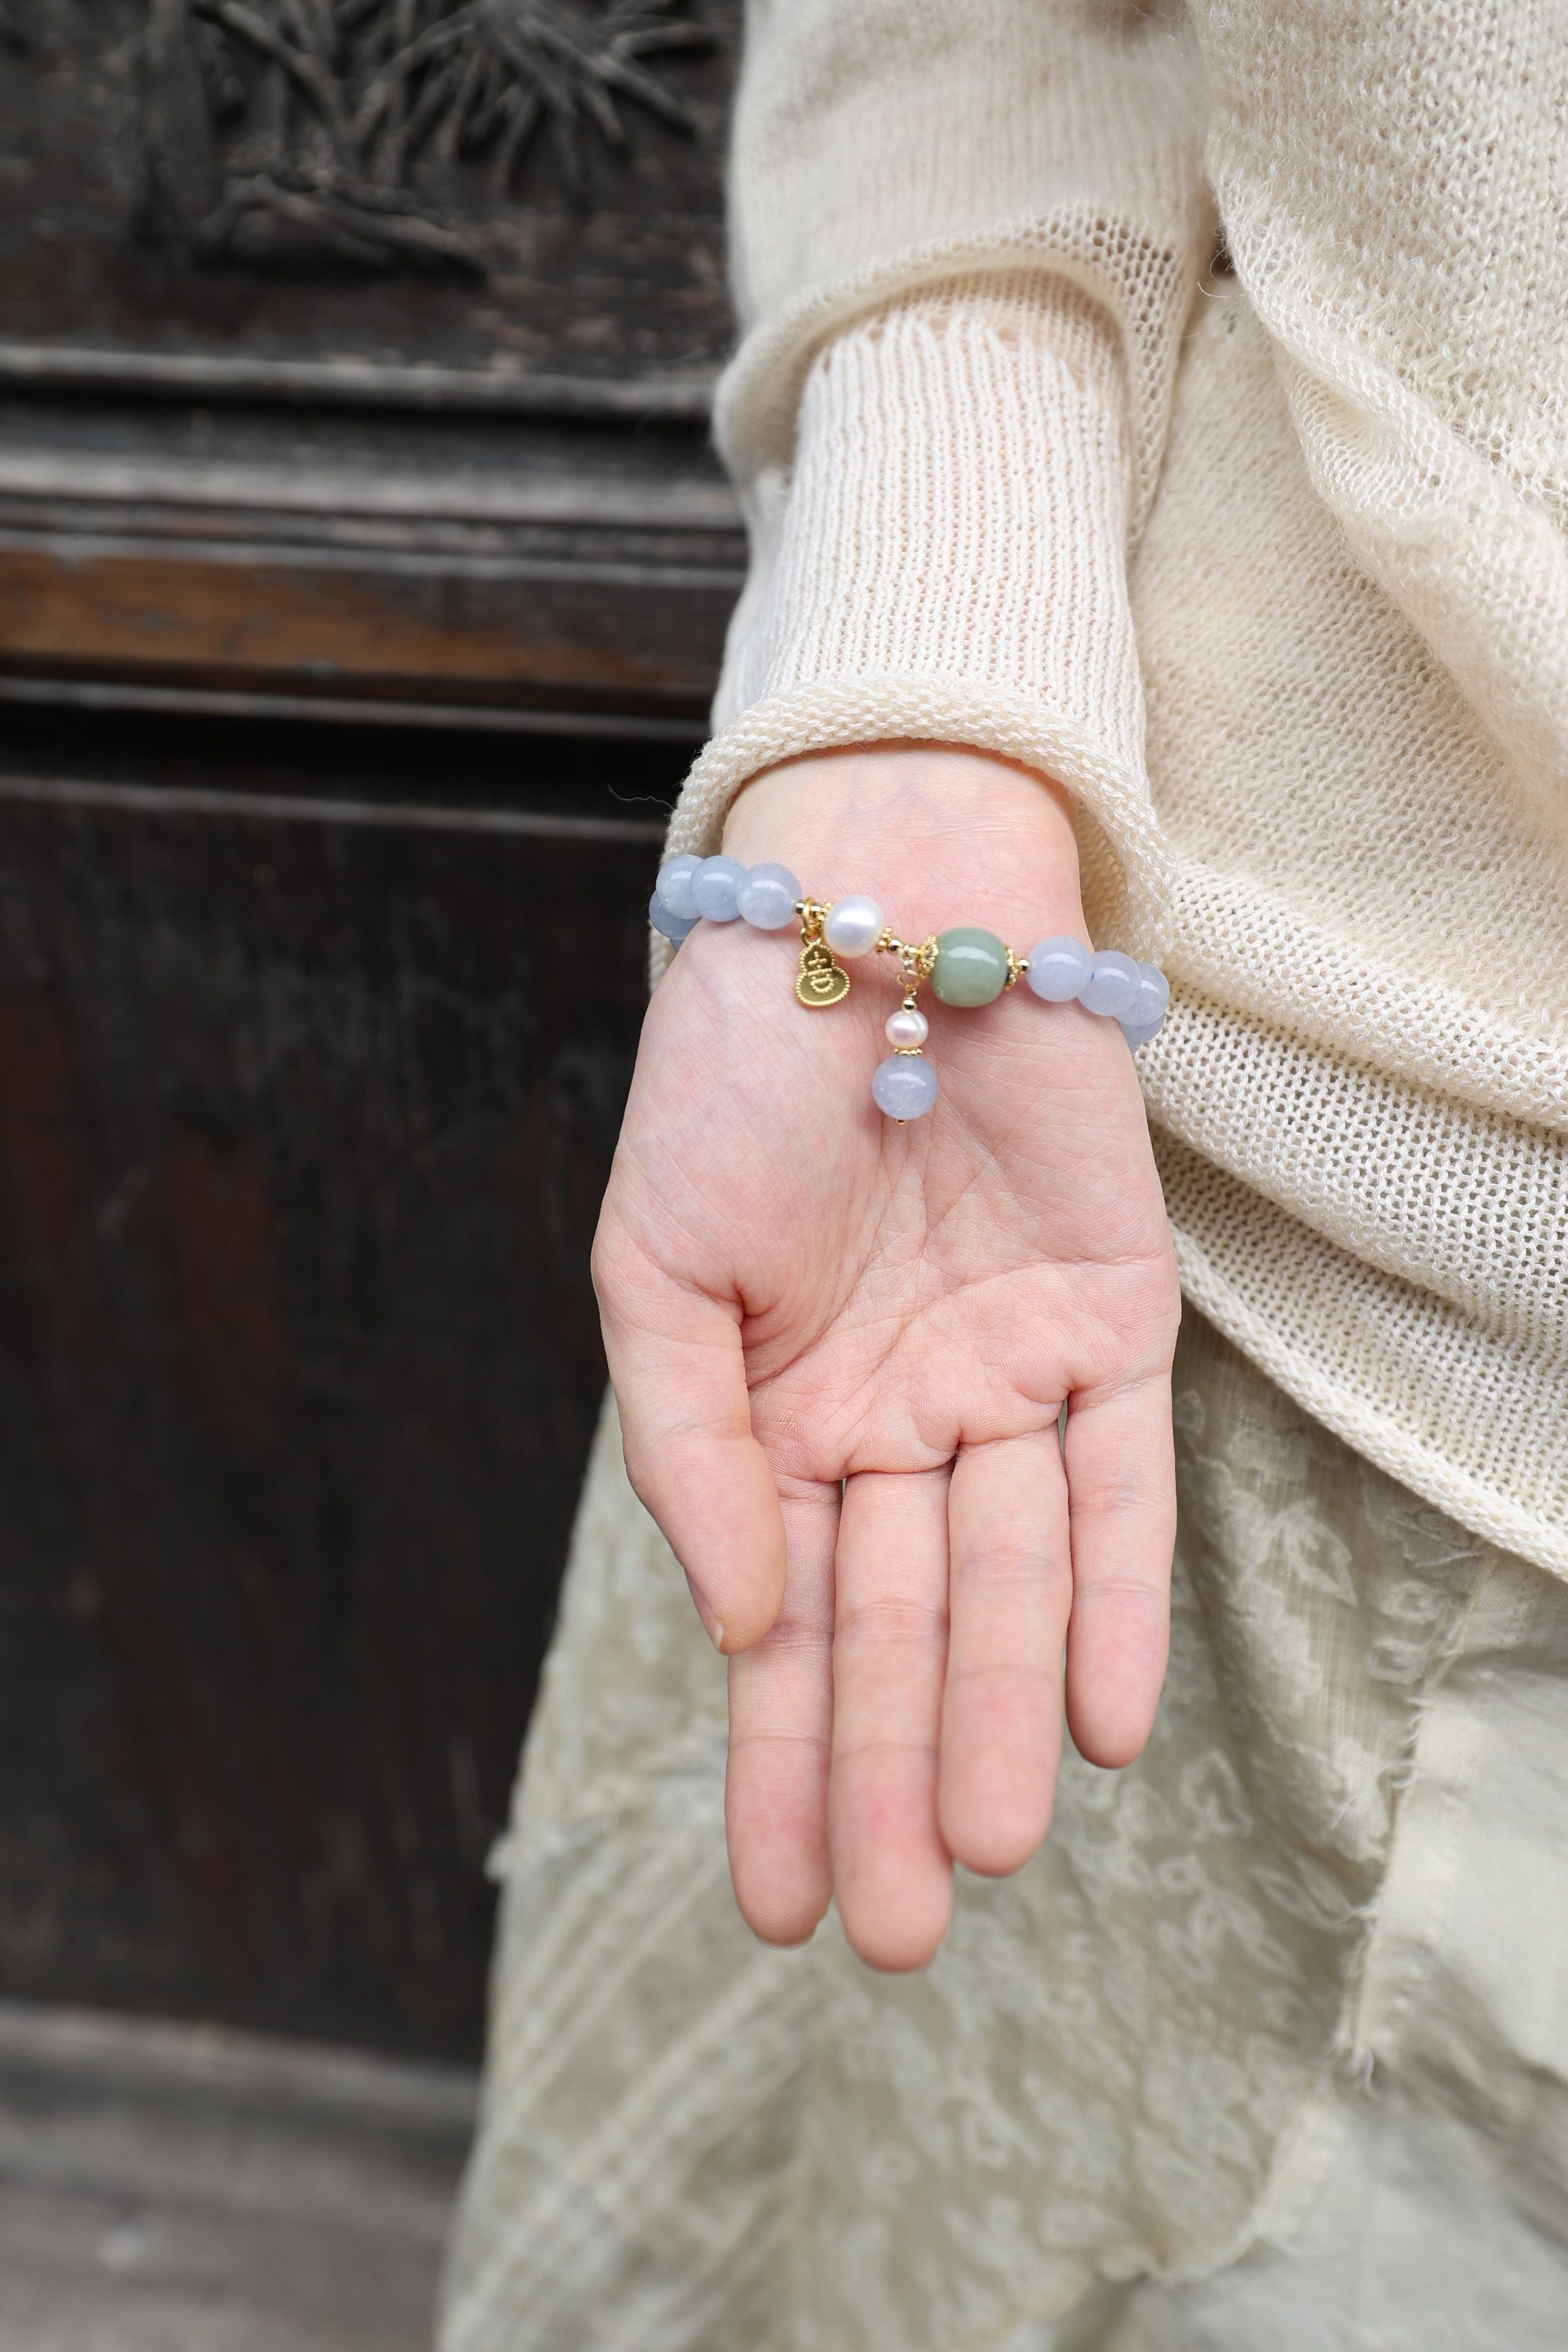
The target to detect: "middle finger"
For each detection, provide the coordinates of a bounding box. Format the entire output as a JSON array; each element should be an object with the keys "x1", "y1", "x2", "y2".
[{"x1": 830, "y1": 1465, "x2": 954, "y2": 1971}]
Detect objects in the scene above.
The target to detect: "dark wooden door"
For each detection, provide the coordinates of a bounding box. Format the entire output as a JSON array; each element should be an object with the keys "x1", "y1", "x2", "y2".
[{"x1": 0, "y1": 0, "x2": 741, "y2": 2059}]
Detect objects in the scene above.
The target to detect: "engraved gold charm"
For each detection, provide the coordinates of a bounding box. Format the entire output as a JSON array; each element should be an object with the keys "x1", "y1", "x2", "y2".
[{"x1": 796, "y1": 938, "x2": 850, "y2": 1006}]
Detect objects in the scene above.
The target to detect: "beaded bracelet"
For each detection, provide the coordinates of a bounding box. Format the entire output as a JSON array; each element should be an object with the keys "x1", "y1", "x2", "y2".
[{"x1": 651, "y1": 854, "x2": 1168, "y2": 1122}]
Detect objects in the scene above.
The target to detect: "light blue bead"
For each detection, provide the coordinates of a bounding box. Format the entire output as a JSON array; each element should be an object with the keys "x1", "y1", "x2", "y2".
[
  {"x1": 649, "y1": 892, "x2": 697, "y2": 945},
  {"x1": 1119, "y1": 966, "x2": 1169, "y2": 1050},
  {"x1": 872, "y1": 1055, "x2": 939, "y2": 1121},
  {"x1": 735, "y1": 861, "x2": 801, "y2": 930},
  {"x1": 655, "y1": 853, "x2": 703, "y2": 921},
  {"x1": 1119, "y1": 1016, "x2": 1164, "y2": 1052},
  {"x1": 1126, "y1": 964, "x2": 1170, "y2": 1030},
  {"x1": 1079, "y1": 949, "x2": 1140, "y2": 1017},
  {"x1": 691, "y1": 854, "x2": 746, "y2": 921},
  {"x1": 1024, "y1": 936, "x2": 1091, "y2": 1002}
]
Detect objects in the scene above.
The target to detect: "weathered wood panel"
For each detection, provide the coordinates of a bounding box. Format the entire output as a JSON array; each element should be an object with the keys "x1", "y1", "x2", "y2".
[
  {"x1": 0, "y1": 0, "x2": 738, "y2": 2057},
  {"x1": 0, "y1": 4, "x2": 745, "y2": 720},
  {"x1": 0, "y1": 752, "x2": 669, "y2": 2057},
  {"x1": 0, "y1": 522, "x2": 737, "y2": 716},
  {"x1": 0, "y1": 389, "x2": 743, "y2": 721}
]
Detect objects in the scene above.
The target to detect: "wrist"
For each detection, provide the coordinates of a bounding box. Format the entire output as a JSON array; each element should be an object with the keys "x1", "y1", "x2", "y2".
[
  {"x1": 720, "y1": 745, "x2": 1086, "y2": 948},
  {"x1": 658, "y1": 749, "x2": 1167, "y2": 1128}
]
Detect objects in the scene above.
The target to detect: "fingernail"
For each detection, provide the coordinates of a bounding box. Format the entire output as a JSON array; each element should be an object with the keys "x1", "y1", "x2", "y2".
[{"x1": 684, "y1": 1573, "x2": 727, "y2": 1652}]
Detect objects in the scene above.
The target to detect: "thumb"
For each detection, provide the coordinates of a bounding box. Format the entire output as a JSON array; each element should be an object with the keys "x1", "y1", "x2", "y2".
[{"x1": 593, "y1": 1228, "x2": 787, "y2": 1654}]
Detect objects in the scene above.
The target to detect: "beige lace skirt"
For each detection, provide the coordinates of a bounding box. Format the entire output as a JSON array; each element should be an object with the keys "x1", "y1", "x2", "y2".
[{"x1": 438, "y1": 1308, "x2": 1568, "y2": 2351}]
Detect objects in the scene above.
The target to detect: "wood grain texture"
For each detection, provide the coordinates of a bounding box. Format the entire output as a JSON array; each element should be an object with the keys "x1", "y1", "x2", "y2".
[
  {"x1": 0, "y1": 393, "x2": 743, "y2": 718},
  {"x1": 0, "y1": 528, "x2": 737, "y2": 714},
  {"x1": 0, "y1": 754, "x2": 669, "y2": 2057}
]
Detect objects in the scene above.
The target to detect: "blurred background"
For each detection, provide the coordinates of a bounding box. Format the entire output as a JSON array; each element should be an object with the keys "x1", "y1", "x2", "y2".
[{"x1": 0, "y1": 0, "x2": 738, "y2": 2338}]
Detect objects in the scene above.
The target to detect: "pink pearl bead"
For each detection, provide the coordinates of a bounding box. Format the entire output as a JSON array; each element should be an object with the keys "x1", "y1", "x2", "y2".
[{"x1": 885, "y1": 1006, "x2": 930, "y2": 1048}]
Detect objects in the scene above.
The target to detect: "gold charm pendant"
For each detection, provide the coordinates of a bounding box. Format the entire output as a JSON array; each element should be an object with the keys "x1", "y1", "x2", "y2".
[
  {"x1": 796, "y1": 938, "x2": 850, "y2": 1006},
  {"x1": 794, "y1": 903, "x2": 850, "y2": 1006}
]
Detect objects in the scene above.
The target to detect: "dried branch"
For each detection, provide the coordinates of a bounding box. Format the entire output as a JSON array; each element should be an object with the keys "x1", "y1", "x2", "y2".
[{"x1": 191, "y1": 0, "x2": 351, "y2": 137}]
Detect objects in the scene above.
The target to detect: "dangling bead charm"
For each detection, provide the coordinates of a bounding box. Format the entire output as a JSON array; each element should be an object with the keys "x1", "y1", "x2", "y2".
[
  {"x1": 873, "y1": 979, "x2": 937, "y2": 1121},
  {"x1": 872, "y1": 1054, "x2": 938, "y2": 1120}
]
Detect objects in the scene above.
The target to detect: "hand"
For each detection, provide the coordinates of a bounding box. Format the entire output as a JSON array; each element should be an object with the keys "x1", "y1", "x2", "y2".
[{"x1": 592, "y1": 746, "x2": 1180, "y2": 1970}]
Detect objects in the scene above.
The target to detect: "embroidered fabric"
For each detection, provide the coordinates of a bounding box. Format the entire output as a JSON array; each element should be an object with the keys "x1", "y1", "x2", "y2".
[{"x1": 1012, "y1": 1540, "x2": 1568, "y2": 2347}]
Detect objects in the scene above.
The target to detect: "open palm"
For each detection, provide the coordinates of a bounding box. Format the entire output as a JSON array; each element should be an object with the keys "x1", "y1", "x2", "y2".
[{"x1": 593, "y1": 749, "x2": 1180, "y2": 1970}]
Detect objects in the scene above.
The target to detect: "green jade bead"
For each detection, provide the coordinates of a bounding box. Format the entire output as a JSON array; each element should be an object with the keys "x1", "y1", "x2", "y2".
[{"x1": 929, "y1": 925, "x2": 1010, "y2": 1008}]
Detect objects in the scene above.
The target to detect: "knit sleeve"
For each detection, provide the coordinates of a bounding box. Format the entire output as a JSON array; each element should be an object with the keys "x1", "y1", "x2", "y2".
[{"x1": 660, "y1": 0, "x2": 1215, "y2": 961}]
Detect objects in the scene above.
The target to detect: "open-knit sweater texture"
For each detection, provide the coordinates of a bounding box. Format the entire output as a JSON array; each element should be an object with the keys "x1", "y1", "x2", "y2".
[{"x1": 658, "y1": 0, "x2": 1568, "y2": 1575}]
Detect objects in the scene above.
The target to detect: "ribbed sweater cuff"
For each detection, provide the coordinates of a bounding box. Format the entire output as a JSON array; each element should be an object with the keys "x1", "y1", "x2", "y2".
[{"x1": 663, "y1": 284, "x2": 1168, "y2": 963}]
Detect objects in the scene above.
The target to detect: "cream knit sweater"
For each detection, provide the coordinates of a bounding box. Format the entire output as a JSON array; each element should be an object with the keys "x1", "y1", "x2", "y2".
[{"x1": 658, "y1": 0, "x2": 1568, "y2": 1576}]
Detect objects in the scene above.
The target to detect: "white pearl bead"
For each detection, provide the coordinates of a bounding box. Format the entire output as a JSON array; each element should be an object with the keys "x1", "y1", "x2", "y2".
[
  {"x1": 885, "y1": 1006, "x2": 929, "y2": 1048},
  {"x1": 822, "y1": 896, "x2": 883, "y2": 958}
]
